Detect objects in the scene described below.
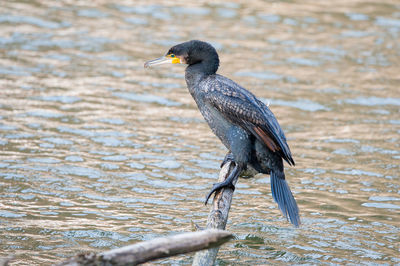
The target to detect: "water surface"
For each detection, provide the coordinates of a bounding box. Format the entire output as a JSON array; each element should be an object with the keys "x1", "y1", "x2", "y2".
[{"x1": 0, "y1": 0, "x2": 399, "y2": 265}]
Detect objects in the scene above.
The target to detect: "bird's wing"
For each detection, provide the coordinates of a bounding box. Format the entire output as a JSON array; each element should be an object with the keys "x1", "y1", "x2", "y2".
[{"x1": 204, "y1": 78, "x2": 295, "y2": 166}]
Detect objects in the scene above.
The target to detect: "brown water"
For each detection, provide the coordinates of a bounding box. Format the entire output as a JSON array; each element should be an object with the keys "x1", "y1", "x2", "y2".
[{"x1": 1, "y1": 0, "x2": 399, "y2": 265}]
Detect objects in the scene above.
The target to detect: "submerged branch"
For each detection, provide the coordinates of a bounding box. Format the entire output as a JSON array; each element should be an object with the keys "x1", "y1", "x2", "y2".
[{"x1": 57, "y1": 229, "x2": 232, "y2": 266}]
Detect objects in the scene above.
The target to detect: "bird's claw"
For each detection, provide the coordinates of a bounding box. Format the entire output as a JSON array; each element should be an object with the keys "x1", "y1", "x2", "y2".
[{"x1": 204, "y1": 181, "x2": 235, "y2": 205}]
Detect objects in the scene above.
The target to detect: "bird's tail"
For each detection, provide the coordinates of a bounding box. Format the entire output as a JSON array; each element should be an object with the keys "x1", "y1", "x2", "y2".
[{"x1": 270, "y1": 170, "x2": 300, "y2": 227}]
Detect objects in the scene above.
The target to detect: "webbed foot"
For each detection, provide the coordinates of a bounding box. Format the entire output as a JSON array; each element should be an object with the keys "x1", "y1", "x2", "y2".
[{"x1": 204, "y1": 178, "x2": 235, "y2": 205}]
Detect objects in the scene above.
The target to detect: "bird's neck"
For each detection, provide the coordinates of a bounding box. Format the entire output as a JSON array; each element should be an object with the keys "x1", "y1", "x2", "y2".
[
  {"x1": 185, "y1": 64, "x2": 207, "y2": 92},
  {"x1": 185, "y1": 60, "x2": 218, "y2": 93}
]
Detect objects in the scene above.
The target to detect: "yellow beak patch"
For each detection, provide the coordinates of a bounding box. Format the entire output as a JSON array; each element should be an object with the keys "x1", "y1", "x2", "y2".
[{"x1": 167, "y1": 54, "x2": 181, "y2": 64}]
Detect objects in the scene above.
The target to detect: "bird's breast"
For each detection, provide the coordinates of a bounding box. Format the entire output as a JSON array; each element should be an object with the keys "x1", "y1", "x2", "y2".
[{"x1": 193, "y1": 97, "x2": 232, "y2": 149}]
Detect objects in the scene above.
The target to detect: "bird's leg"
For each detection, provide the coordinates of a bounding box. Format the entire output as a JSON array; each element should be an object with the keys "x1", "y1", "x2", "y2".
[
  {"x1": 220, "y1": 152, "x2": 234, "y2": 168},
  {"x1": 204, "y1": 162, "x2": 243, "y2": 205}
]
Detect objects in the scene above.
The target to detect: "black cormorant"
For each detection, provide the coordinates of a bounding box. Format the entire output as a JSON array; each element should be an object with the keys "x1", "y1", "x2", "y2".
[{"x1": 145, "y1": 40, "x2": 300, "y2": 226}]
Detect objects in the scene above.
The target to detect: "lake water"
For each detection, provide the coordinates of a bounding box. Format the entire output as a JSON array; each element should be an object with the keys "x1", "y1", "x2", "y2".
[{"x1": 0, "y1": 0, "x2": 399, "y2": 265}]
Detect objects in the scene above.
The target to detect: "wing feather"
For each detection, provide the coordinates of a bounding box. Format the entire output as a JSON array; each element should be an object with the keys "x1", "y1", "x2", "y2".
[{"x1": 203, "y1": 76, "x2": 295, "y2": 166}]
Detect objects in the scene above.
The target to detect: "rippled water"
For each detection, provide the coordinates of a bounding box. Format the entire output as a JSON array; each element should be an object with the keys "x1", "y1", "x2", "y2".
[{"x1": 1, "y1": 0, "x2": 399, "y2": 265}]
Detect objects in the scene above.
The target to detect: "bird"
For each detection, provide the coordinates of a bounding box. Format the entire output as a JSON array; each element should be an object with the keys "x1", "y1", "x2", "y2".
[{"x1": 144, "y1": 40, "x2": 300, "y2": 226}]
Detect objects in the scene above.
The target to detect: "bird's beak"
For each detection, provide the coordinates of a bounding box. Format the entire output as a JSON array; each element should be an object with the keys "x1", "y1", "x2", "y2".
[{"x1": 144, "y1": 55, "x2": 180, "y2": 68}]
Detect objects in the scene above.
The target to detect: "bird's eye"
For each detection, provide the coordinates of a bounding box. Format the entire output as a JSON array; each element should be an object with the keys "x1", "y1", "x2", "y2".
[{"x1": 170, "y1": 54, "x2": 175, "y2": 58}]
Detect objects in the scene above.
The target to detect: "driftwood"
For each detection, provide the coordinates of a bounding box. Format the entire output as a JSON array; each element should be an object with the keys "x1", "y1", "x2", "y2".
[
  {"x1": 192, "y1": 160, "x2": 238, "y2": 266},
  {"x1": 57, "y1": 229, "x2": 232, "y2": 266}
]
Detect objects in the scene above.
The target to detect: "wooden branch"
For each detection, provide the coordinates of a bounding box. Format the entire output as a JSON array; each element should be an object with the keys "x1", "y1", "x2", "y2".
[
  {"x1": 0, "y1": 255, "x2": 14, "y2": 266},
  {"x1": 192, "y1": 161, "x2": 238, "y2": 266},
  {"x1": 57, "y1": 229, "x2": 232, "y2": 266}
]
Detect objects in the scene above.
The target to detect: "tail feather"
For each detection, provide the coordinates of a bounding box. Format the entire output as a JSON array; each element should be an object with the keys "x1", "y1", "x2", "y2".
[{"x1": 271, "y1": 170, "x2": 300, "y2": 227}]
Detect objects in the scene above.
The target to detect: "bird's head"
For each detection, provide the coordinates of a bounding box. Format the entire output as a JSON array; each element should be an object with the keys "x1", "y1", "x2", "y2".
[{"x1": 144, "y1": 40, "x2": 219, "y2": 74}]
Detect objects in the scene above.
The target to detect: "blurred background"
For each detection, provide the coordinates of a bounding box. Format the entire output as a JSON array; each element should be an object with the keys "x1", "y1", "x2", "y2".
[{"x1": 0, "y1": 0, "x2": 399, "y2": 265}]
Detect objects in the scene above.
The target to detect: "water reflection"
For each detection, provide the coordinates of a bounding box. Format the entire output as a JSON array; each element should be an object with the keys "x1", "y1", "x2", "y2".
[{"x1": 0, "y1": 0, "x2": 399, "y2": 265}]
